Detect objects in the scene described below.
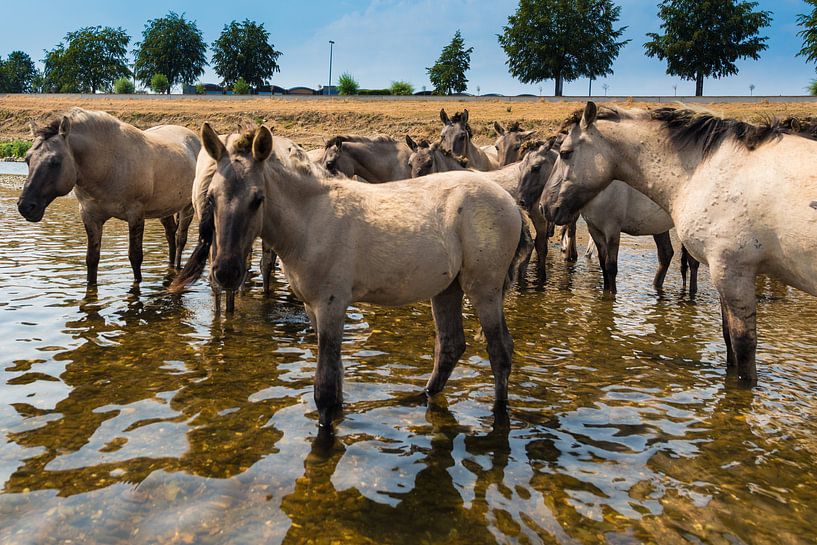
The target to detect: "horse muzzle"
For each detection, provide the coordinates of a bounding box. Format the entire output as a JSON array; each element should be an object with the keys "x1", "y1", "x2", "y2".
[
  {"x1": 17, "y1": 198, "x2": 46, "y2": 222},
  {"x1": 213, "y1": 258, "x2": 246, "y2": 291}
]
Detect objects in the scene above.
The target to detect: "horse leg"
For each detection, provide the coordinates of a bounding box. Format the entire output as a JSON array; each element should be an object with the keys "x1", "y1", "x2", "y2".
[
  {"x1": 530, "y1": 209, "x2": 550, "y2": 275},
  {"x1": 652, "y1": 231, "x2": 674, "y2": 291},
  {"x1": 313, "y1": 302, "x2": 347, "y2": 428},
  {"x1": 261, "y1": 242, "x2": 277, "y2": 298},
  {"x1": 687, "y1": 250, "x2": 700, "y2": 297},
  {"x1": 127, "y1": 217, "x2": 145, "y2": 283},
  {"x1": 471, "y1": 292, "x2": 513, "y2": 407},
  {"x1": 174, "y1": 204, "x2": 194, "y2": 270},
  {"x1": 720, "y1": 300, "x2": 736, "y2": 371},
  {"x1": 561, "y1": 222, "x2": 578, "y2": 262},
  {"x1": 82, "y1": 213, "x2": 104, "y2": 285},
  {"x1": 712, "y1": 264, "x2": 758, "y2": 385},
  {"x1": 160, "y1": 215, "x2": 178, "y2": 267},
  {"x1": 587, "y1": 223, "x2": 609, "y2": 291},
  {"x1": 425, "y1": 280, "x2": 466, "y2": 396},
  {"x1": 604, "y1": 232, "x2": 621, "y2": 294}
]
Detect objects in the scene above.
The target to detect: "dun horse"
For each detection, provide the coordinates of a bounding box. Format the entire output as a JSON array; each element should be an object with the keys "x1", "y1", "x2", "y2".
[
  {"x1": 439, "y1": 109, "x2": 499, "y2": 171},
  {"x1": 321, "y1": 135, "x2": 412, "y2": 182},
  {"x1": 493, "y1": 122, "x2": 537, "y2": 167},
  {"x1": 543, "y1": 102, "x2": 817, "y2": 385},
  {"x1": 173, "y1": 124, "x2": 530, "y2": 430},
  {"x1": 518, "y1": 138, "x2": 699, "y2": 293},
  {"x1": 17, "y1": 108, "x2": 199, "y2": 285}
]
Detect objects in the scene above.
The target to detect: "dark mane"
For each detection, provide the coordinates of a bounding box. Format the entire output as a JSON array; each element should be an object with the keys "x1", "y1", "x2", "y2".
[
  {"x1": 650, "y1": 108, "x2": 792, "y2": 156},
  {"x1": 450, "y1": 111, "x2": 474, "y2": 137},
  {"x1": 324, "y1": 135, "x2": 396, "y2": 149},
  {"x1": 34, "y1": 118, "x2": 62, "y2": 139},
  {"x1": 227, "y1": 127, "x2": 258, "y2": 154},
  {"x1": 560, "y1": 107, "x2": 621, "y2": 132},
  {"x1": 507, "y1": 121, "x2": 523, "y2": 133},
  {"x1": 780, "y1": 116, "x2": 817, "y2": 138}
]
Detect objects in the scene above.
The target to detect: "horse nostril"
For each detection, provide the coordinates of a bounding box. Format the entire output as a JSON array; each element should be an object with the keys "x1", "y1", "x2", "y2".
[{"x1": 214, "y1": 262, "x2": 242, "y2": 290}]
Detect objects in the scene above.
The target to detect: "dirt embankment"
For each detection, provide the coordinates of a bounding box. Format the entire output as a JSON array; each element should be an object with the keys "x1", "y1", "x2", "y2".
[{"x1": 2, "y1": 95, "x2": 817, "y2": 150}]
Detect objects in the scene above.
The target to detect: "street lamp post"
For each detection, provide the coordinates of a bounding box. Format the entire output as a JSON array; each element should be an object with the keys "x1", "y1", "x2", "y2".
[{"x1": 328, "y1": 40, "x2": 335, "y2": 96}]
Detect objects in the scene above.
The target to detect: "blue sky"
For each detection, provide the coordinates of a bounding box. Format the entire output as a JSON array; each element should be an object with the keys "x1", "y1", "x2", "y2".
[{"x1": 0, "y1": 0, "x2": 813, "y2": 96}]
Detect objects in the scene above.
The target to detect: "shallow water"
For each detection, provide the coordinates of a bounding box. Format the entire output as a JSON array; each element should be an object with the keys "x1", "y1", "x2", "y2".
[{"x1": 1, "y1": 178, "x2": 816, "y2": 545}]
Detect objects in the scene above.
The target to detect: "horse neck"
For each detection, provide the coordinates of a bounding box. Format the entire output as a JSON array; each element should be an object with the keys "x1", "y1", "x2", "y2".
[
  {"x1": 261, "y1": 160, "x2": 327, "y2": 261},
  {"x1": 433, "y1": 150, "x2": 464, "y2": 173},
  {"x1": 350, "y1": 140, "x2": 403, "y2": 182},
  {"x1": 68, "y1": 115, "x2": 129, "y2": 188},
  {"x1": 602, "y1": 120, "x2": 694, "y2": 214},
  {"x1": 345, "y1": 144, "x2": 382, "y2": 182},
  {"x1": 466, "y1": 139, "x2": 492, "y2": 170}
]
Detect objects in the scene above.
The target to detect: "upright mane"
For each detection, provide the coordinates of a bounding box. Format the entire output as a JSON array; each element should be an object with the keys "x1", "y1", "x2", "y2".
[
  {"x1": 324, "y1": 135, "x2": 397, "y2": 149},
  {"x1": 34, "y1": 108, "x2": 125, "y2": 140},
  {"x1": 450, "y1": 111, "x2": 474, "y2": 137},
  {"x1": 650, "y1": 108, "x2": 789, "y2": 156},
  {"x1": 229, "y1": 127, "x2": 330, "y2": 178}
]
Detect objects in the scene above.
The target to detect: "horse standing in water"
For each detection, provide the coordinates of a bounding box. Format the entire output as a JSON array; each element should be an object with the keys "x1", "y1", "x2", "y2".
[
  {"x1": 173, "y1": 124, "x2": 530, "y2": 431},
  {"x1": 518, "y1": 139, "x2": 699, "y2": 294},
  {"x1": 543, "y1": 102, "x2": 817, "y2": 385},
  {"x1": 17, "y1": 108, "x2": 199, "y2": 284},
  {"x1": 439, "y1": 109, "x2": 499, "y2": 171}
]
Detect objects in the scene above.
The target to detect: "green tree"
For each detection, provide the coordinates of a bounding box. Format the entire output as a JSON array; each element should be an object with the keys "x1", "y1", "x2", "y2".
[
  {"x1": 389, "y1": 80, "x2": 414, "y2": 95},
  {"x1": 797, "y1": 1, "x2": 817, "y2": 69},
  {"x1": 645, "y1": 0, "x2": 771, "y2": 96},
  {"x1": 113, "y1": 77, "x2": 135, "y2": 94},
  {"x1": 427, "y1": 30, "x2": 473, "y2": 95},
  {"x1": 150, "y1": 73, "x2": 170, "y2": 94},
  {"x1": 498, "y1": 0, "x2": 628, "y2": 97},
  {"x1": 0, "y1": 51, "x2": 37, "y2": 93},
  {"x1": 42, "y1": 26, "x2": 131, "y2": 93},
  {"x1": 134, "y1": 12, "x2": 207, "y2": 94},
  {"x1": 212, "y1": 19, "x2": 282, "y2": 87},
  {"x1": 337, "y1": 72, "x2": 359, "y2": 95}
]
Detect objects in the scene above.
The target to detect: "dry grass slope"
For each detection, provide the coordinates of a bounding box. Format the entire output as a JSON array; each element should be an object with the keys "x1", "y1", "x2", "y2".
[{"x1": 1, "y1": 95, "x2": 817, "y2": 150}]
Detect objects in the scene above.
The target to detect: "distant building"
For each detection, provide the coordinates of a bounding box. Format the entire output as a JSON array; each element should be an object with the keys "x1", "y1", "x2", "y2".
[{"x1": 288, "y1": 86, "x2": 319, "y2": 95}]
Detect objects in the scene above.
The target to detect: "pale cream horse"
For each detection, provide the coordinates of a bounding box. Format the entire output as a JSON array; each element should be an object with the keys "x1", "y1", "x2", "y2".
[
  {"x1": 440, "y1": 109, "x2": 499, "y2": 171},
  {"x1": 543, "y1": 102, "x2": 817, "y2": 385},
  {"x1": 173, "y1": 124, "x2": 529, "y2": 431},
  {"x1": 17, "y1": 108, "x2": 199, "y2": 284}
]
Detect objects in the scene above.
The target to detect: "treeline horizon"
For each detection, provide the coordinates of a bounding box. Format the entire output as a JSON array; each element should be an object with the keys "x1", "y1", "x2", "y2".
[{"x1": 2, "y1": 1, "x2": 817, "y2": 97}]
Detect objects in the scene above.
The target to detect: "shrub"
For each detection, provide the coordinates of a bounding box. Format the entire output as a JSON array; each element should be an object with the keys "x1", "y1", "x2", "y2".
[
  {"x1": 809, "y1": 80, "x2": 817, "y2": 96},
  {"x1": 113, "y1": 77, "x2": 135, "y2": 94},
  {"x1": 337, "y1": 72, "x2": 359, "y2": 95},
  {"x1": 150, "y1": 73, "x2": 170, "y2": 94},
  {"x1": 194, "y1": 82, "x2": 206, "y2": 95},
  {"x1": 0, "y1": 139, "x2": 32, "y2": 158},
  {"x1": 232, "y1": 77, "x2": 251, "y2": 95},
  {"x1": 389, "y1": 80, "x2": 414, "y2": 95},
  {"x1": 358, "y1": 89, "x2": 391, "y2": 96}
]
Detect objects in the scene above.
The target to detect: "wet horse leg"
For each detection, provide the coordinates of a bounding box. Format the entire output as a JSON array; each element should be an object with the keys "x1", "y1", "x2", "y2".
[
  {"x1": 471, "y1": 293, "x2": 514, "y2": 407},
  {"x1": 681, "y1": 246, "x2": 700, "y2": 296},
  {"x1": 561, "y1": 221, "x2": 578, "y2": 262},
  {"x1": 604, "y1": 231, "x2": 621, "y2": 293},
  {"x1": 160, "y1": 215, "x2": 178, "y2": 267},
  {"x1": 425, "y1": 280, "x2": 466, "y2": 396},
  {"x1": 82, "y1": 212, "x2": 104, "y2": 285},
  {"x1": 530, "y1": 209, "x2": 550, "y2": 275},
  {"x1": 174, "y1": 204, "x2": 194, "y2": 270},
  {"x1": 587, "y1": 223, "x2": 610, "y2": 291},
  {"x1": 128, "y1": 217, "x2": 145, "y2": 283},
  {"x1": 260, "y1": 241, "x2": 277, "y2": 298},
  {"x1": 313, "y1": 301, "x2": 347, "y2": 428},
  {"x1": 652, "y1": 231, "x2": 674, "y2": 291},
  {"x1": 712, "y1": 263, "x2": 758, "y2": 385}
]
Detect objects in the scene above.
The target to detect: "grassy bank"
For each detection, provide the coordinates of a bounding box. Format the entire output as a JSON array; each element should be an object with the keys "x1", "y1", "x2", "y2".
[{"x1": 0, "y1": 139, "x2": 30, "y2": 159}]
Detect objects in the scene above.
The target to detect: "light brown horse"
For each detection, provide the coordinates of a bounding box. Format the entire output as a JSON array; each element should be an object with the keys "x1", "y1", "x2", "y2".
[
  {"x1": 17, "y1": 108, "x2": 199, "y2": 284},
  {"x1": 493, "y1": 121, "x2": 537, "y2": 166},
  {"x1": 320, "y1": 135, "x2": 412, "y2": 182},
  {"x1": 440, "y1": 109, "x2": 499, "y2": 171},
  {"x1": 172, "y1": 124, "x2": 529, "y2": 431},
  {"x1": 543, "y1": 102, "x2": 817, "y2": 385}
]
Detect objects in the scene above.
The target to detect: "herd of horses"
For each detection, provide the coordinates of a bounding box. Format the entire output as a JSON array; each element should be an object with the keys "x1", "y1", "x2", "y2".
[{"x1": 15, "y1": 102, "x2": 817, "y2": 432}]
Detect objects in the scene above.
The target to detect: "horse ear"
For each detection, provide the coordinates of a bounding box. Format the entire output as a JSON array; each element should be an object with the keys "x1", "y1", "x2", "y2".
[
  {"x1": 59, "y1": 116, "x2": 71, "y2": 138},
  {"x1": 494, "y1": 121, "x2": 505, "y2": 136},
  {"x1": 253, "y1": 126, "x2": 274, "y2": 162},
  {"x1": 200, "y1": 122, "x2": 226, "y2": 161},
  {"x1": 440, "y1": 109, "x2": 451, "y2": 125},
  {"x1": 405, "y1": 135, "x2": 418, "y2": 152},
  {"x1": 581, "y1": 102, "x2": 598, "y2": 128},
  {"x1": 462, "y1": 109, "x2": 469, "y2": 124},
  {"x1": 522, "y1": 130, "x2": 536, "y2": 140}
]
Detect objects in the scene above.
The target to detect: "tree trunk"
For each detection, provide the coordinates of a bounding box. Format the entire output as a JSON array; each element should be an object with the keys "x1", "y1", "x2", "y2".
[
  {"x1": 554, "y1": 73, "x2": 563, "y2": 97},
  {"x1": 695, "y1": 72, "x2": 704, "y2": 96}
]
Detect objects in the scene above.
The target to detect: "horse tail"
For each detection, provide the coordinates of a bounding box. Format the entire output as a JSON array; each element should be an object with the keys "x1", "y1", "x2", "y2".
[
  {"x1": 505, "y1": 209, "x2": 534, "y2": 292},
  {"x1": 169, "y1": 201, "x2": 214, "y2": 293}
]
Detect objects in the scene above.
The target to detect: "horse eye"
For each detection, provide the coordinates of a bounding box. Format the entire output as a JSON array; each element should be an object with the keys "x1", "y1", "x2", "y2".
[
  {"x1": 560, "y1": 150, "x2": 573, "y2": 160},
  {"x1": 532, "y1": 164, "x2": 541, "y2": 172},
  {"x1": 251, "y1": 194, "x2": 265, "y2": 210}
]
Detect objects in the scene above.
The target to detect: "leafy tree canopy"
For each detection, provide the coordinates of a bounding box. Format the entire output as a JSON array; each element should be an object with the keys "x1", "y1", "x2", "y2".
[
  {"x1": 427, "y1": 30, "x2": 473, "y2": 95},
  {"x1": 134, "y1": 12, "x2": 207, "y2": 93},
  {"x1": 212, "y1": 19, "x2": 281, "y2": 87}
]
